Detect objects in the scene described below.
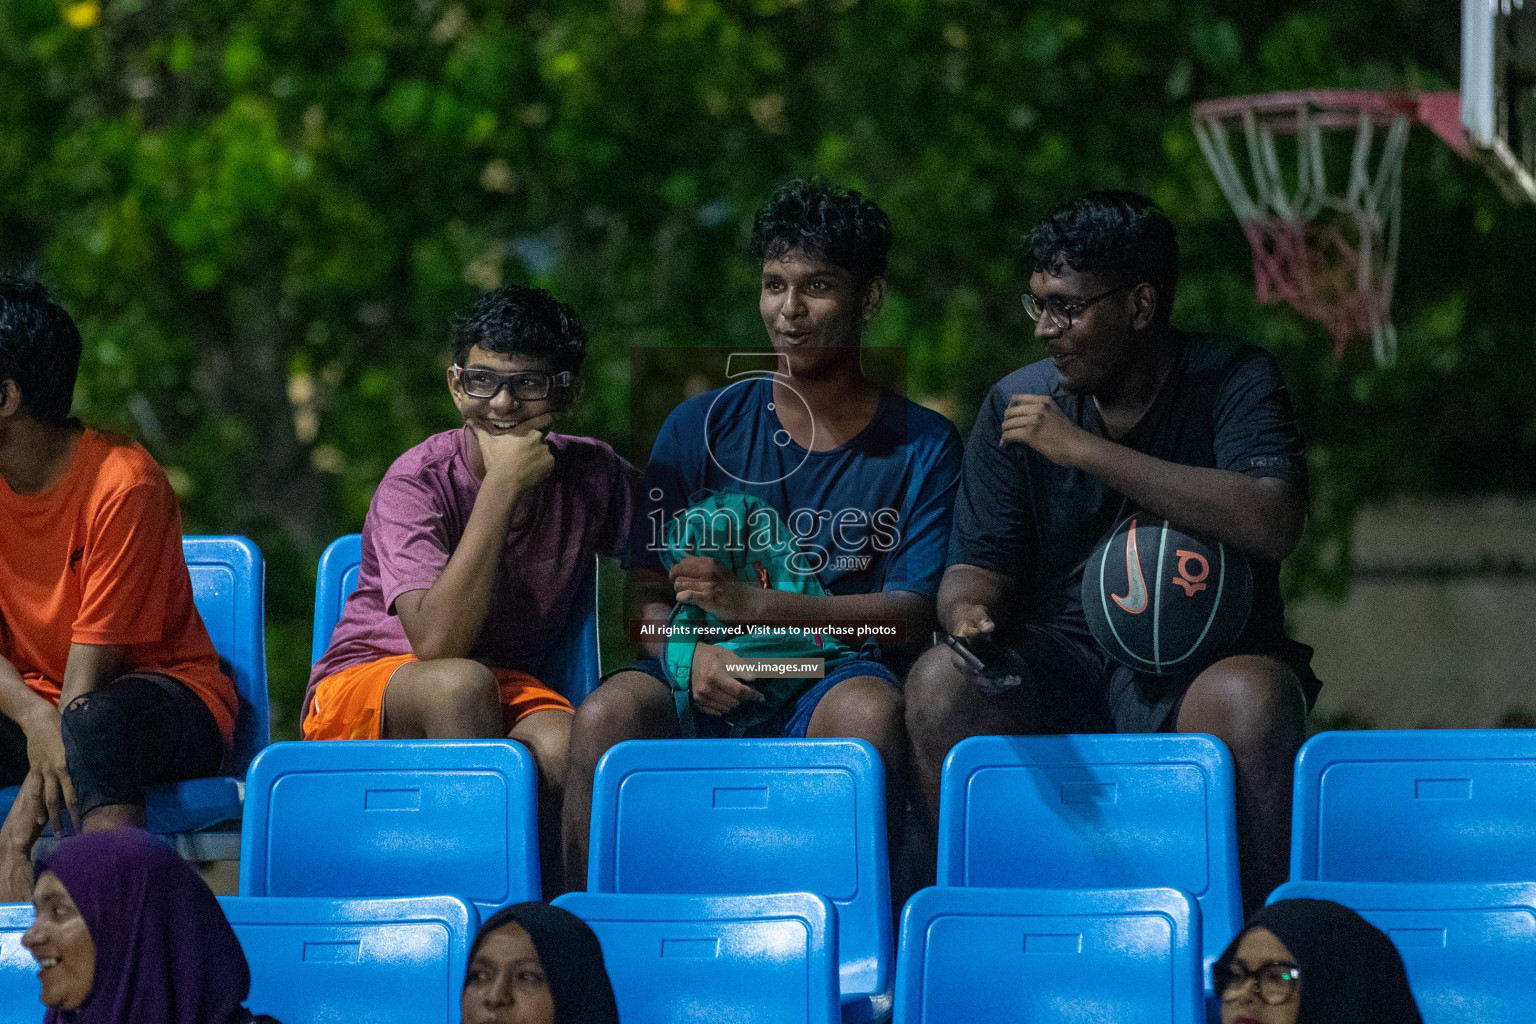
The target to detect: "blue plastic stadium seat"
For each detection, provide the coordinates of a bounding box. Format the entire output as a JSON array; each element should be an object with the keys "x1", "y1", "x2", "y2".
[
  {"x1": 1290, "y1": 729, "x2": 1536, "y2": 884},
  {"x1": 937, "y1": 734, "x2": 1242, "y2": 993},
  {"x1": 895, "y1": 886, "x2": 1203, "y2": 1024},
  {"x1": 1269, "y1": 881, "x2": 1536, "y2": 1024},
  {"x1": 0, "y1": 904, "x2": 41, "y2": 1024},
  {"x1": 220, "y1": 895, "x2": 476, "y2": 1024},
  {"x1": 239, "y1": 740, "x2": 539, "y2": 918},
  {"x1": 311, "y1": 533, "x2": 364, "y2": 666},
  {"x1": 554, "y1": 891, "x2": 841, "y2": 1024},
  {"x1": 187, "y1": 536, "x2": 272, "y2": 779},
  {"x1": 310, "y1": 533, "x2": 602, "y2": 706},
  {"x1": 586, "y1": 739, "x2": 893, "y2": 1023},
  {"x1": 0, "y1": 536, "x2": 269, "y2": 847}
]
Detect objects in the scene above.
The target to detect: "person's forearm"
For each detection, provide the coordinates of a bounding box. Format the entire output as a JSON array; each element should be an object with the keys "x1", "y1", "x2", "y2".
[
  {"x1": 1074, "y1": 434, "x2": 1304, "y2": 561},
  {"x1": 0, "y1": 774, "x2": 43, "y2": 851},
  {"x1": 0, "y1": 655, "x2": 53, "y2": 734},
  {"x1": 627, "y1": 578, "x2": 675, "y2": 660},
  {"x1": 403, "y1": 475, "x2": 526, "y2": 660},
  {"x1": 58, "y1": 643, "x2": 128, "y2": 708},
  {"x1": 936, "y1": 564, "x2": 1010, "y2": 635},
  {"x1": 0, "y1": 658, "x2": 52, "y2": 856}
]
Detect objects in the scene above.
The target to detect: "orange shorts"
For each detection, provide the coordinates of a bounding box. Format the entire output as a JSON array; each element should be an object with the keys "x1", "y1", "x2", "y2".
[{"x1": 303, "y1": 653, "x2": 573, "y2": 741}]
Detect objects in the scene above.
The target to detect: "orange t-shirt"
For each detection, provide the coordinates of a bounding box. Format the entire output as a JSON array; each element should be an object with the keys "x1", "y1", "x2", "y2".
[{"x1": 0, "y1": 428, "x2": 236, "y2": 746}]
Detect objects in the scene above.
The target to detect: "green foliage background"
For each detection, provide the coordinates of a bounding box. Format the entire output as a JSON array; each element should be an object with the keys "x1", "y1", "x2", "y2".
[{"x1": 2, "y1": 0, "x2": 1533, "y2": 737}]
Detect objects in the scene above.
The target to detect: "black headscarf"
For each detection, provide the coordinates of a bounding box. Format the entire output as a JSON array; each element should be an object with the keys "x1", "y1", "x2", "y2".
[
  {"x1": 466, "y1": 903, "x2": 620, "y2": 1024},
  {"x1": 1214, "y1": 899, "x2": 1423, "y2": 1024}
]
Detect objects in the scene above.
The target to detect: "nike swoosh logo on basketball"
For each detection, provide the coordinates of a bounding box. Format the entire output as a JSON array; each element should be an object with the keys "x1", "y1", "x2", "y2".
[{"x1": 1111, "y1": 518, "x2": 1149, "y2": 614}]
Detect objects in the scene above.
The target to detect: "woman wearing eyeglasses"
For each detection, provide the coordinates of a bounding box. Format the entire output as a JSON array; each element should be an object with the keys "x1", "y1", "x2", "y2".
[{"x1": 1215, "y1": 898, "x2": 1423, "y2": 1024}]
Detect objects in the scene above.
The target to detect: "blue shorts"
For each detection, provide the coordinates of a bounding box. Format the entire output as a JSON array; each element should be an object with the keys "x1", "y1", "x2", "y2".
[{"x1": 624, "y1": 657, "x2": 900, "y2": 738}]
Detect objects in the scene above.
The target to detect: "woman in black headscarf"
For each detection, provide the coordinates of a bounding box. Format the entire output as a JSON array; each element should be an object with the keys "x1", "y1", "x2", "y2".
[
  {"x1": 462, "y1": 902, "x2": 620, "y2": 1024},
  {"x1": 1214, "y1": 898, "x2": 1424, "y2": 1024}
]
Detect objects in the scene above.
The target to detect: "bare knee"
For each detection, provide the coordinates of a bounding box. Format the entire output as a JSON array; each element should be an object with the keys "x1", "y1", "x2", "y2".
[
  {"x1": 436, "y1": 659, "x2": 499, "y2": 706},
  {"x1": 809, "y1": 677, "x2": 904, "y2": 747},
  {"x1": 567, "y1": 671, "x2": 674, "y2": 774},
  {"x1": 384, "y1": 658, "x2": 501, "y2": 738},
  {"x1": 1179, "y1": 655, "x2": 1306, "y2": 762},
  {"x1": 903, "y1": 644, "x2": 973, "y2": 743}
]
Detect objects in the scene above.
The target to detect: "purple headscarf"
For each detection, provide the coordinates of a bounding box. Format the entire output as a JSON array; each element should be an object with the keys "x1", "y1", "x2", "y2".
[{"x1": 35, "y1": 828, "x2": 252, "y2": 1024}]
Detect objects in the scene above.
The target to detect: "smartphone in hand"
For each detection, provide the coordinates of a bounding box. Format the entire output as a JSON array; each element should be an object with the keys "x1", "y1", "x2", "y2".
[{"x1": 943, "y1": 633, "x2": 1025, "y2": 692}]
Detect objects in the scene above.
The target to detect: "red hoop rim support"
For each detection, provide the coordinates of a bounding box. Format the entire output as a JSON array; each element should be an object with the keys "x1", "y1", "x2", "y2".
[{"x1": 1193, "y1": 89, "x2": 1469, "y2": 156}]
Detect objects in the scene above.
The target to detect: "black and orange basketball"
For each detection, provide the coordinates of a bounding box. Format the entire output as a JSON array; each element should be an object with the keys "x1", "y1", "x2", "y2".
[{"x1": 1082, "y1": 516, "x2": 1253, "y2": 674}]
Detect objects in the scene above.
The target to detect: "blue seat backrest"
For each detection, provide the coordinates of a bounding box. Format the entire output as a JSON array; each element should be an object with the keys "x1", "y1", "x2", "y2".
[
  {"x1": 554, "y1": 891, "x2": 840, "y2": 1024},
  {"x1": 311, "y1": 533, "x2": 362, "y2": 666},
  {"x1": 310, "y1": 533, "x2": 602, "y2": 705},
  {"x1": 896, "y1": 886, "x2": 1202, "y2": 1024},
  {"x1": 1269, "y1": 881, "x2": 1536, "y2": 1024},
  {"x1": 937, "y1": 734, "x2": 1241, "y2": 987},
  {"x1": 0, "y1": 904, "x2": 41, "y2": 1024},
  {"x1": 1291, "y1": 729, "x2": 1536, "y2": 883},
  {"x1": 220, "y1": 894, "x2": 476, "y2": 1024},
  {"x1": 184, "y1": 535, "x2": 269, "y2": 775},
  {"x1": 587, "y1": 739, "x2": 892, "y2": 1021},
  {"x1": 239, "y1": 740, "x2": 539, "y2": 918}
]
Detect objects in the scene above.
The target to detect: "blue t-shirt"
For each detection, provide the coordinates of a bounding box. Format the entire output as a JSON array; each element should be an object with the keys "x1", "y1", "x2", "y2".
[{"x1": 632, "y1": 376, "x2": 962, "y2": 598}]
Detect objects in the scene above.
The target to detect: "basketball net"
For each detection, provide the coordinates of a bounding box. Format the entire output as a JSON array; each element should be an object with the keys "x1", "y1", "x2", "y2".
[{"x1": 1193, "y1": 91, "x2": 1416, "y2": 365}]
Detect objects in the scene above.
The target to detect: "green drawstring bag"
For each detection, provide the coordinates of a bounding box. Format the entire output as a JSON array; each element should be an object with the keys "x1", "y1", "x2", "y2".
[{"x1": 658, "y1": 490, "x2": 862, "y2": 737}]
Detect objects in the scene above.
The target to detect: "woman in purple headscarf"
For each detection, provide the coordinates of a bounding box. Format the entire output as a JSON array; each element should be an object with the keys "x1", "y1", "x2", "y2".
[{"x1": 20, "y1": 827, "x2": 281, "y2": 1024}]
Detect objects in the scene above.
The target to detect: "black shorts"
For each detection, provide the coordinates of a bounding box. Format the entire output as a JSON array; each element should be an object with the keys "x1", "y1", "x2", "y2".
[
  {"x1": 1002, "y1": 624, "x2": 1321, "y2": 734},
  {"x1": 0, "y1": 672, "x2": 224, "y2": 817}
]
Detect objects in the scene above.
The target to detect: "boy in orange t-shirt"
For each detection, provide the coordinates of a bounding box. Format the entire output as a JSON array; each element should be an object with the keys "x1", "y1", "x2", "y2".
[{"x1": 0, "y1": 279, "x2": 235, "y2": 900}]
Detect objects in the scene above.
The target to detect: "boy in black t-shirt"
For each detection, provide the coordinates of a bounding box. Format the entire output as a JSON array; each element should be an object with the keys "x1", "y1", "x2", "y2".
[{"x1": 906, "y1": 191, "x2": 1316, "y2": 914}]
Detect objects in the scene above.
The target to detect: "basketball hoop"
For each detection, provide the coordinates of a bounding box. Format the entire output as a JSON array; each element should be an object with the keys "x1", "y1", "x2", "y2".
[
  {"x1": 1193, "y1": 91, "x2": 1422, "y2": 365},
  {"x1": 1195, "y1": 11, "x2": 1535, "y2": 366}
]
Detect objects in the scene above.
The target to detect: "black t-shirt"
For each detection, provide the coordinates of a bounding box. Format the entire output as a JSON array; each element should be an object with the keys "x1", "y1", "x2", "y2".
[{"x1": 949, "y1": 331, "x2": 1316, "y2": 684}]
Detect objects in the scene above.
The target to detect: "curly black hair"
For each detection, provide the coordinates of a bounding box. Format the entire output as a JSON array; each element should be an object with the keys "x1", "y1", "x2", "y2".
[
  {"x1": 749, "y1": 179, "x2": 893, "y2": 280},
  {"x1": 1029, "y1": 190, "x2": 1179, "y2": 323},
  {"x1": 0, "y1": 276, "x2": 83, "y2": 427},
  {"x1": 451, "y1": 286, "x2": 587, "y2": 374}
]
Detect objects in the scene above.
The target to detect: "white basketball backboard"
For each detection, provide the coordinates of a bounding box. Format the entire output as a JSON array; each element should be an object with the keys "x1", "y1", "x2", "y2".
[{"x1": 1463, "y1": 0, "x2": 1536, "y2": 202}]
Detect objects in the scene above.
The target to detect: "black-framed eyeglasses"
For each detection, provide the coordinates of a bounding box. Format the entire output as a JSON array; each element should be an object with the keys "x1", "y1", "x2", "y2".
[
  {"x1": 451, "y1": 365, "x2": 572, "y2": 401},
  {"x1": 1219, "y1": 960, "x2": 1301, "y2": 1005},
  {"x1": 1021, "y1": 285, "x2": 1128, "y2": 329}
]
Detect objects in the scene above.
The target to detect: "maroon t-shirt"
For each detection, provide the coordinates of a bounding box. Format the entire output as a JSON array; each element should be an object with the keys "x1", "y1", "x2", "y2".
[{"x1": 305, "y1": 428, "x2": 637, "y2": 718}]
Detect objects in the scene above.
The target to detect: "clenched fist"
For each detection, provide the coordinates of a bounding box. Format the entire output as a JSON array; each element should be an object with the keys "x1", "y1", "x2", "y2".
[
  {"x1": 474, "y1": 412, "x2": 555, "y2": 494},
  {"x1": 999, "y1": 394, "x2": 1090, "y2": 467}
]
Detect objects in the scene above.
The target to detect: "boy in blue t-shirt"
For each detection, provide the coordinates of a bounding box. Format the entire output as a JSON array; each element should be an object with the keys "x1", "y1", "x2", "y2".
[{"x1": 561, "y1": 181, "x2": 962, "y2": 888}]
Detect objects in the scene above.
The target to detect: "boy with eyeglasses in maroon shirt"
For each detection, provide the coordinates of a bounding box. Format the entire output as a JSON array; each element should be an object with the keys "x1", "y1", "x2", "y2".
[{"x1": 304, "y1": 287, "x2": 637, "y2": 892}]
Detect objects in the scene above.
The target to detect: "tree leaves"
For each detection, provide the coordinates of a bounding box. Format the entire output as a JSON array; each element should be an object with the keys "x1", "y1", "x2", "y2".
[{"x1": 1, "y1": 0, "x2": 1532, "y2": 734}]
